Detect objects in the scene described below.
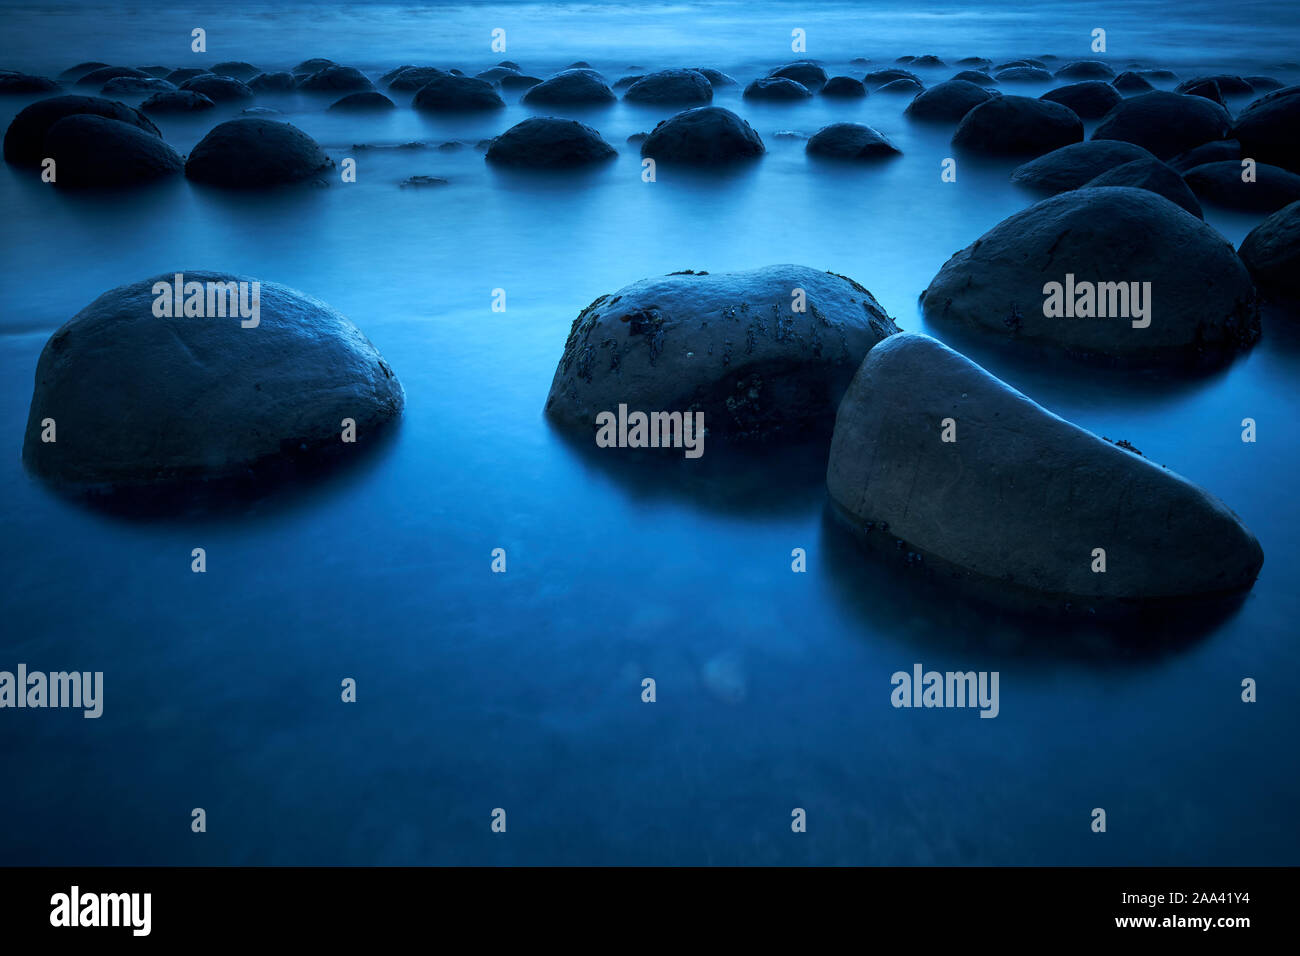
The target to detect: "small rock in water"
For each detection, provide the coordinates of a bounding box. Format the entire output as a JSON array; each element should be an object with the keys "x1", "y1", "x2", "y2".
[
  {"x1": 399, "y1": 174, "x2": 449, "y2": 187},
  {"x1": 485, "y1": 116, "x2": 616, "y2": 168},
  {"x1": 639, "y1": 106, "x2": 764, "y2": 165},
  {"x1": 806, "y1": 122, "x2": 900, "y2": 160}
]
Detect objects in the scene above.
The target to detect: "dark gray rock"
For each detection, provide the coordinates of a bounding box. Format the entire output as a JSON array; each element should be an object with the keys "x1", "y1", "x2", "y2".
[
  {"x1": 623, "y1": 69, "x2": 713, "y2": 105},
  {"x1": 640, "y1": 106, "x2": 764, "y2": 165},
  {"x1": 905, "y1": 79, "x2": 996, "y2": 122},
  {"x1": 75, "y1": 66, "x2": 148, "y2": 87},
  {"x1": 875, "y1": 78, "x2": 923, "y2": 94},
  {"x1": 485, "y1": 116, "x2": 616, "y2": 168},
  {"x1": 920, "y1": 187, "x2": 1259, "y2": 365},
  {"x1": 165, "y1": 68, "x2": 210, "y2": 85},
  {"x1": 140, "y1": 90, "x2": 216, "y2": 114},
  {"x1": 1167, "y1": 138, "x2": 1241, "y2": 172},
  {"x1": 180, "y1": 74, "x2": 255, "y2": 102},
  {"x1": 1183, "y1": 160, "x2": 1300, "y2": 213},
  {"x1": 544, "y1": 265, "x2": 899, "y2": 441},
  {"x1": 951, "y1": 70, "x2": 997, "y2": 86},
  {"x1": 1243, "y1": 75, "x2": 1284, "y2": 92},
  {"x1": 769, "y1": 61, "x2": 827, "y2": 91},
  {"x1": 500, "y1": 73, "x2": 543, "y2": 92},
  {"x1": 996, "y1": 66, "x2": 1053, "y2": 83},
  {"x1": 137, "y1": 66, "x2": 173, "y2": 79},
  {"x1": 413, "y1": 74, "x2": 505, "y2": 111},
  {"x1": 100, "y1": 76, "x2": 176, "y2": 95},
  {"x1": 952, "y1": 95, "x2": 1083, "y2": 156},
  {"x1": 4, "y1": 95, "x2": 161, "y2": 166},
  {"x1": 693, "y1": 68, "x2": 738, "y2": 87},
  {"x1": 826, "y1": 332, "x2": 1263, "y2": 612},
  {"x1": 820, "y1": 76, "x2": 867, "y2": 98},
  {"x1": 43, "y1": 114, "x2": 183, "y2": 187},
  {"x1": 299, "y1": 66, "x2": 373, "y2": 92},
  {"x1": 1091, "y1": 91, "x2": 1231, "y2": 160},
  {"x1": 1082, "y1": 158, "x2": 1203, "y2": 218},
  {"x1": 864, "y1": 68, "x2": 920, "y2": 86},
  {"x1": 329, "y1": 91, "x2": 395, "y2": 111},
  {"x1": 743, "y1": 76, "x2": 812, "y2": 100},
  {"x1": 185, "y1": 118, "x2": 333, "y2": 187},
  {"x1": 1179, "y1": 77, "x2": 1226, "y2": 106},
  {"x1": 476, "y1": 66, "x2": 519, "y2": 82},
  {"x1": 1112, "y1": 71, "x2": 1154, "y2": 93},
  {"x1": 1012, "y1": 142, "x2": 1157, "y2": 197},
  {"x1": 248, "y1": 71, "x2": 297, "y2": 92},
  {"x1": 806, "y1": 123, "x2": 900, "y2": 160},
  {"x1": 956, "y1": 57, "x2": 992, "y2": 69},
  {"x1": 294, "y1": 58, "x2": 336, "y2": 74},
  {"x1": 523, "y1": 69, "x2": 615, "y2": 104},
  {"x1": 912, "y1": 55, "x2": 946, "y2": 68},
  {"x1": 1175, "y1": 74, "x2": 1253, "y2": 96},
  {"x1": 0, "y1": 73, "x2": 61, "y2": 94},
  {"x1": 385, "y1": 67, "x2": 446, "y2": 91},
  {"x1": 1040, "y1": 80, "x2": 1121, "y2": 119},
  {"x1": 23, "y1": 272, "x2": 404, "y2": 493},
  {"x1": 58, "y1": 62, "x2": 108, "y2": 82},
  {"x1": 613, "y1": 74, "x2": 643, "y2": 90},
  {"x1": 1054, "y1": 59, "x2": 1115, "y2": 80},
  {"x1": 210, "y1": 61, "x2": 261, "y2": 81},
  {"x1": 1238, "y1": 200, "x2": 1300, "y2": 300},
  {"x1": 1232, "y1": 85, "x2": 1300, "y2": 173}
]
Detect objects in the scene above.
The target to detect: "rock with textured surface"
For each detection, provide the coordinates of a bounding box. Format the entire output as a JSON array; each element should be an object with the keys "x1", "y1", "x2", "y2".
[
  {"x1": 1091, "y1": 91, "x2": 1231, "y2": 160},
  {"x1": 952, "y1": 95, "x2": 1083, "y2": 156},
  {"x1": 485, "y1": 117, "x2": 615, "y2": 168},
  {"x1": 640, "y1": 106, "x2": 764, "y2": 165},
  {"x1": 1082, "y1": 158, "x2": 1203, "y2": 218},
  {"x1": 43, "y1": 114, "x2": 182, "y2": 187},
  {"x1": 185, "y1": 118, "x2": 332, "y2": 187},
  {"x1": 806, "y1": 123, "x2": 900, "y2": 160},
  {"x1": 1011, "y1": 140, "x2": 1155, "y2": 192},
  {"x1": 4, "y1": 95, "x2": 161, "y2": 165},
  {"x1": 1238, "y1": 200, "x2": 1300, "y2": 300},
  {"x1": 623, "y1": 69, "x2": 713, "y2": 105}
]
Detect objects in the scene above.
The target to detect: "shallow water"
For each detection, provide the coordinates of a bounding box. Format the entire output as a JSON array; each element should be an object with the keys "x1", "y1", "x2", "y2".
[{"x1": 1, "y1": 0, "x2": 1298, "y2": 865}]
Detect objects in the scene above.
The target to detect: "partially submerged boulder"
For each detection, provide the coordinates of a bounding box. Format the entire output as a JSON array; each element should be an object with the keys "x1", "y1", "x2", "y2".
[
  {"x1": 1091, "y1": 91, "x2": 1231, "y2": 159},
  {"x1": 1238, "y1": 200, "x2": 1300, "y2": 300},
  {"x1": 1112, "y1": 71, "x2": 1154, "y2": 93},
  {"x1": 951, "y1": 70, "x2": 997, "y2": 87},
  {"x1": 42, "y1": 114, "x2": 183, "y2": 187},
  {"x1": 875, "y1": 77, "x2": 923, "y2": 94},
  {"x1": 329, "y1": 91, "x2": 395, "y2": 111},
  {"x1": 412, "y1": 74, "x2": 505, "y2": 111},
  {"x1": 1010, "y1": 140, "x2": 1155, "y2": 192},
  {"x1": 100, "y1": 76, "x2": 176, "y2": 95},
  {"x1": 248, "y1": 71, "x2": 297, "y2": 92},
  {"x1": 820, "y1": 76, "x2": 866, "y2": 98},
  {"x1": 180, "y1": 74, "x2": 255, "y2": 102},
  {"x1": 75, "y1": 66, "x2": 148, "y2": 87},
  {"x1": 769, "y1": 61, "x2": 827, "y2": 91},
  {"x1": 165, "y1": 68, "x2": 210, "y2": 85},
  {"x1": 1232, "y1": 85, "x2": 1300, "y2": 173},
  {"x1": 0, "y1": 73, "x2": 61, "y2": 94},
  {"x1": 23, "y1": 272, "x2": 404, "y2": 494},
  {"x1": 996, "y1": 66, "x2": 1053, "y2": 83},
  {"x1": 1054, "y1": 59, "x2": 1115, "y2": 80},
  {"x1": 1083, "y1": 158, "x2": 1203, "y2": 219},
  {"x1": 522, "y1": 69, "x2": 615, "y2": 105},
  {"x1": 139, "y1": 90, "x2": 216, "y2": 114},
  {"x1": 806, "y1": 123, "x2": 900, "y2": 160},
  {"x1": 4, "y1": 95, "x2": 161, "y2": 166},
  {"x1": 185, "y1": 118, "x2": 332, "y2": 187},
  {"x1": 920, "y1": 187, "x2": 1259, "y2": 366},
  {"x1": 623, "y1": 69, "x2": 712, "y2": 105},
  {"x1": 1040, "y1": 80, "x2": 1121, "y2": 119},
  {"x1": 693, "y1": 68, "x2": 737, "y2": 87},
  {"x1": 864, "y1": 68, "x2": 920, "y2": 87},
  {"x1": 640, "y1": 106, "x2": 764, "y2": 165},
  {"x1": 544, "y1": 265, "x2": 899, "y2": 441},
  {"x1": 386, "y1": 67, "x2": 448, "y2": 91},
  {"x1": 1175, "y1": 74, "x2": 1253, "y2": 96},
  {"x1": 485, "y1": 117, "x2": 615, "y2": 168},
  {"x1": 210, "y1": 61, "x2": 261, "y2": 81},
  {"x1": 905, "y1": 79, "x2": 996, "y2": 122},
  {"x1": 1168, "y1": 138, "x2": 1240, "y2": 173},
  {"x1": 826, "y1": 332, "x2": 1263, "y2": 613},
  {"x1": 743, "y1": 76, "x2": 812, "y2": 100},
  {"x1": 1183, "y1": 160, "x2": 1300, "y2": 213},
  {"x1": 952, "y1": 95, "x2": 1083, "y2": 156},
  {"x1": 298, "y1": 65, "x2": 373, "y2": 92}
]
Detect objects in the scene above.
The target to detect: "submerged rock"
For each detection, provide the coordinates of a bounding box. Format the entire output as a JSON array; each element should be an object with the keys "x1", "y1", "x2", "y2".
[
  {"x1": 864, "y1": 68, "x2": 920, "y2": 87},
  {"x1": 412, "y1": 74, "x2": 505, "y2": 111},
  {"x1": 499, "y1": 73, "x2": 543, "y2": 91},
  {"x1": 769, "y1": 61, "x2": 827, "y2": 91},
  {"x1": 743, "y1": 76, "x2": 812, "y2": 100},
  {"x1": 623, "y1": 69, "x2": 713, "y2": 105},
  {"x1": 1091, "y1": 91, "x2": 1231, "y2": 160},
  {"x1": 806, "y1": 123, "x2": 900, "y2": 160},
  {"x1": 0, "y1": 73, "x2": 61, "y2": 94},
  {"x1": 640, "y1": 106, "x2": 764, "y2": 165},
  {"x1": 294, "y1": 58, "x2": 336, "y2": 75},
  {"x1": 210, "y1": 61, "x2": 261, "y2": 81},
  {"x1": 952, "y1": 95, "x2": 1083, "y2": 156},
  {"x1": 386, "y1": 67, "x2": 448, "y2": 91},
  {"x1": 905, "y1": 79, "x2": 997, "y2": 122},
  {"x1": 544, "y1": 265, "x2": 899, "y2": 441},
  {"x1": 165, "y1": 67, "x2": 210, "y2": 85},
  {"x1": 1167, "y1": 138, "x2": 1241, "y2": 172},
  {"x1": 875, "y1": 77, "x2": 924, "y2": 94},
  {"x1": 1083, "y1": 158, "x2": 1203, "y2": 218},
  {"x1": 248, "y1": 71, "x2": 297, "y2": 92},
  {"x1": 522, "y1": 69, "x2": 615, "y2": 105},
  {"x1": 75, "y1": 66, "x2": 148, "y2": 87},
  {"x1": 995, "y1": 66, "x2": 1053, "y2": 83},
  {"x1": 185, "y1": 118, "x2": 332, "y2": 187},
  {"x1": 180, "y1": 74, "x2": 255, "y2": 102},
  {"x1": 1244, "y1": 75, "x2": 1284, "y2": 92},
  {"x1": 919, "y1": 187, "x2": 1258, "y2": 366},
  {"x1": 58, "y1": 62, "x2": 109, "y2": 81},
  {"x1": 4, "y1": 95, "x2": 161, "y2": 166},
  {"x1": 23, "y1": 272, "x2": 404, "y2": 494},
  {"x1": 950, "y1": 70, "x2": 997, "y2": 87},
  {"x1": 826, "y1": 332, "x2": 1263, "y2": 613},
  {"x1": 1054, "y1": 59, "x2": 1115, "y2": 80},
  {"x1": 139, "y1": 90, "x2": 216, "y2": 114},
  {"x1": 485, "y1": 117, "x2": 616, "y2": 168},
  {"x1": 43, "y1": 114, "x2": 182, "y2": 187},
  {"x1": 298, "y1": 65, "x2": 373, "y2": 92},
  {"x1": 1112, "y1": 71, "x2": 1154, "y2": 93},
  {"x1": 820, "y1": 76, "x2": 867, "y2": 98},
  {"x1": 1183, "y1": 160, "x2": 1300, "y2": 213},
  {"x1": 1232, "y1": 85, "x2": 1300, "y2": 173},
  {"x1": 1010, "y1": 140, "x2": 1155, "y2": 192},
  {"x1": 1175, "y1": 74, "x2": 1253, "y2": 96},
  {"x1": 100, "y1": 76, "x2": 176, "y2": 95},
  {"x1": 1238, "y1": 200, "x2": 1300, "y2": 300},
  {"x1": 693, "y1": 68, "x2": 738, "y2": 87},
  {"x1": 1040, "y1": 80, "x2": 1121, "y2": 119},
  {"x1": 329, "y1": 91, "x2": 395, "y2": 111}
]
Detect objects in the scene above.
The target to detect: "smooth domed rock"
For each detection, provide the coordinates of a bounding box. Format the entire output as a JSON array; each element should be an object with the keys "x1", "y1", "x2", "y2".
[
  {"x1": 1232, "y1": 85, "x2": 1300, "y2": 173},
  {"x1": 1168, "y1": 138, "x2": 1241, "y2": 173},
  {"x1": 498, "y1": 60, "x2": 521, "y2": 71},
  {"x1": 920, "y1": 187, "x2": 1259, "y2": 365},
  {"x1": 769, "y1": 61, "x2": 827, "y2": 90},
  {"x1": 185, "y1": 118, "x2": 332, "y2": 187},
  {"x1": 210, "y1": 61, "x2": 260, "y2": 81},
  {"x1": 952, "y1": 95, "x2": 1083, "y2": 156},
  {"x1": 1244, "y1": 75, "x2": 1283, "y2": 92},
  {"x1": 58, "y1": 62, "x2": 108, "y2": 81},
  {"x1": 485, "y1": 116, "x2": 615, "y2": 168},
  {"x1": 905, "y1": 79, "x2": 996, "y2": 122},
  {"x1": 956, "y1": 57, "x2": 992, "y2": 69},
  {"x1": 1112, "y1": 71, "x2": 1154, "y2": 93},
  {"x1": 1179, "y1": 77, "x2": 1225, "y2": 106},
  {"x1": 499, "y1": 73, "x2": 542, "y2": 91},
  {"x1": 876, "y1": 78, "x2": 923, "y2": 94},
  {"x1": 693, "y1": 68, "x2": 737, "y2": 87},
  {"x1": 544, "y1": 266, "x2": 899, "y2": 441},
  {"x1": 0, "y1": 73, "x2": 60, "y2": 94},
  {"x1": 23, "y1": 272, "x2": 404, "y2": 494},
  {"x1": 826, "y1": 332, "x2": 1263, "y2": 612},
  {"x1": 1082, "y1": 158, "x2": 1203, "y2": 218},
  {"x1": 1175, "y1": 74, "x2": 1252, "y2": 96},
  {"x1": 140, "y1": 90, "x2": 216, "y2": 114},
  {"x1": 293, "y1": 58, "x2": 335, "y2": 73},
  {"x1": 248, "y1": 71, "x2": 296, "y2": 92},
  {"x1": 329, "y1": 91, "x2": 394, "y2": 111},
  {"x1": 75, "y1": 66, "x2": 148, "y2": 87},
  {"x1": 1140, "y1": 68, "x2": 1178, "y2": 81},
  {"x1": 1091, "y1": 91, "x2": 1231, "y2": 159},
  {"x1": 951, "y1": 70, "x2": 997, "y2": 87},
  {"x1": 476, "y1": 66, "x2": 519, "y2": 82},
  {"x1": 522, "y1": 69, "x2": 615, "y2": 105},
  {"x1": 996, "y1": 66, "x2": 1052, "y2": 83},
  {"x1": 385, "y1": 67, "x2": 447, "y2": 91},
  {"x1": 820, "y1": 76, "x2": 866, "y2": 98},
  {"x1": 4, "y1": 95, "x2": 160, "y2": 165},
  {"x1": 165, "y1": 67, "x2": 210, "y2": 85},
  {"x1": 912, "y1": 55, "x2": 945, "y2": 68},
  {"x1": 100, "y1": 76, "x2": 176, "y2": 95},
  {"x1": 1055, "y1": 59, "x2": 1115, "y2": 80},
  {"x1": 806, "y1": 123, "x2": 900, "y2": 160},
  {"x1": 1238, "y1": 200, "x2": 1300, "y2": 300},
  {"x1": 43, "y1": 114, "x2": 182, "y2": 187},
  {"x1": 743, "y1": 76, "x2": 812, "y2": 100},
  {"x1": 180, "y1": 74, "x2": 254, "y2": 102},
  {"x1": 1040, "y1": 80, "x2": 1121, "y2": 119},
  {"x1": 993, "y1": 59, "x2": 1042, "y2": 71},
  {"x1": 623, "y1": 68, "x2": 712, "y2": 105},
  {"x1": 1183, "y1": 160, "x2": 1300, "y2": 213},
  {"x1": 412, "y1": 74, "x2": 505, "y2": 111},
  {"x1": 567, "y1": 61, "x2": 593, "y2": 70},
  {"x1": 137, "y1": 66, "x2": 173, "y2": 79},
  {"x1": 864, "y1": 68, "x2": 920, "y2": 86},
  {"x1": 298, "y1": 65, "x2": 372, "y2": 92},
  {"x1": 640, "y1": 106, "x2": 764, "y2": 165}
]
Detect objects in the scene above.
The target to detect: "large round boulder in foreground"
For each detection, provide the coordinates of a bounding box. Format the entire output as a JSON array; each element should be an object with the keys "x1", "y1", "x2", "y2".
[
  {"x1": 623, "y1": 69, "x2": 712, "y2": 105},
  {"x1": 545, "y1": 266, "x2": 899, "y2": 441},
  {"x1": 1183, "y1": 160, "x2": 1300, "y2": 213},
  {"x1": 23, "y1": 272, "x2": 404, "y2": 493},
  {"x1": 4, "y1": 95, "x2": 161, "y2": 165},
  {"x1": 185, "y1": 119, "x2": 332, "y2": 187},
  {"x1": 1091, "y1": 91, "x2": 1231, "y2": 159},
  {"x1": 1083, "y1": 158, "x2": 1203, "y2": 218},
  {"x1": 919, "y1": 187, "x2": 1259, "y2": 366},
  {"x1": 952, "y1": 95, "x2": 1083, "y2": 156},
  {"x1": 522, "y1": 69, "x2": 615, "y2": 105},
  {"x1": 43, "y1": 114, "x2": 183, "y2": 187},
  {"x1": 826, "y1": 332, "x2": 1263, "y2": 614},
  {"x1": 904, "y1": 79, "x2": 996, "y2": 122},
  {"x1": 1238, "y1": 200, "x2": 1300, "y2": 300},
  {"x1": 1010, "y1": 140, "x2": 1155, "y2": 192},
  {"x1": 640, "y1": 106, "x2": 764, "y2": 165},
  {"x1": 485, "y1": 117, "x2": 615, "y2": 168},
  {"x1": 1232, "y1": 85, "x2": 1300, "y2": 173},
  {"x1": 806, "y1": 123, "x2": 900, "y2": 160}
]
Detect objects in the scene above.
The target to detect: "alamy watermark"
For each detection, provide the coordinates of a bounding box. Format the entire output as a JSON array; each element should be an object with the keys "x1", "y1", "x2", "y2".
[
  {"x1": 595, "y1": 404, "x2": 705, "y2": 458},
  {"x1": 1042, "y1": 274, "x2": 1151, "y2": 329},
  {"x1": 0, "y1": 664, "x2": 102, "y2": 718},
  {"x1": 151, "y1": 273, "x2": 260, "y2": 327},
  {"x1": 891, "y1": 663, "x2": 999, "y2": 718}
]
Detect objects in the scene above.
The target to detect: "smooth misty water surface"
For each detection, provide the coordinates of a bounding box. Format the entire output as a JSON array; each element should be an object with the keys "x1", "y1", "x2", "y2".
[{"x1": 1, "y1": 1, "x2": 1298, "y2": 864}]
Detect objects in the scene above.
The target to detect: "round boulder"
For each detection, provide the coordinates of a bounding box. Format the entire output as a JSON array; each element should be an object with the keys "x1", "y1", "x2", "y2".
[
  {"x1": 1232, "y1": 85, "x2": 1300, "y2": 173},
  {"x1": 100, "y1": 76, "x2": 176, "y2": 95},
  {"x1": 865, "y1": 68, "x2": 920, "y2": 86},
  {"x1": 1175, "y1": 74, "x2": 1252, "y2": 96},
  {"x1": 693, "y1": 68, "x2": 737, "y2": 87},
  {"x1": 248, "y1": 71, "x2": 297, "y2": 92},
  {"x1": 485, "y1": 116, "x2": 616, "y2": 168},
  {"x1": 185, "y1": 118, "x2": 332, "y2": 187},
  {"x1": 74, "y1": 66, "x2": 148, "y2": 87},
  {"x1": 876, "y1": 78, "x2": 923, "y2": 94},
  {"x1": 180, "y1": 75, "x2": 254, "y2": 102},
  {"x1": 905, "y1": 79, "x2": 996, "y2": 122},
  {"x1": 329, "y1": 91, "x2": 395, "y2": 111},
  {"x1": 412, "y1": 74, "x2": 505, "y2": 111},
  {"x1": 919, "y1": 187, "x2": 1259, "y2": 366},
  {"x1": 1040, "y1": 80, "x2": 1121, "y2": 119},
  {"x1": 996, "y1": 66, "x2": 1053, "y2": 83},
  {"x1": 0, "y1": 73, "x2": 61, "y2": 94},
  {"x1": 1183, "y1": 160, "x2": 1300, "y2": 213},
  {"x1": 210, "y1": 61, "x2": 261, "y2": 81},
  {"x1": 298, "y1": 66, "x2": 373, "y2": 92},
  {"x1": 1010, "y1": 140, "x2": 1155, "y2": 192},
  {"x1": 1238, "y1": 200, "x2": 1300, "y2": 300},
  {"x1": 743, "y1": 76, "x2": 812, "y2": 100},
  {"x1": 544, "y1": 266, "x2": 899, "y2": 441},
  {"x1": 1082, "y1": 158, "x2": 1203, "y2": 218},
  {"x1": 769, "y1": 61, "x2": 827, "y2": 91},
  {"x1": 639, "y1": 106, "x2": 764, "y2": 165},
  {"x1": 1091, "y1": 91, "x2": 1231, "y2": 160},
  {"x1": 23, "y1": 272, "x2": 404, "y2": 494},
  {"x1": 951, "y1": 70, "x2": 997, "y2": 87},
  {"x1": 58, "y1": 62, "x2": 109, "y2": 82},
  {"x1": 4, "y1": 95, "x2": 160, "y2": 166},
  {"x1": 522, "y1": 69, "x2": 615, "y2": 105},
  {"x1": 820, "y1": 76, "x2": 866, "y2": 98},
  {"x1": 806, "y1": 123, "x2": 900, "y2": 160},
  {"x1": 952, "y1": 95, "x2": 1083, "y2": 156},
  {"x1": 623, "y1": 69, "x2": 713, "y2": 105},
  {"x1": 140, "y1": 90, "x2": 216, "y2": 114},
  {"x1": 1112, "y1": 71, "x2": 1154, "y2": 93},
  {"x1": 386, "y1": 67, "x2": 448, "y2": 91},
  {"x1": 42, "y1": 114, "x2": 182, "y2": 187},
  {"x1": 165, "y1": 68, "x2": 210, "y2": 85},
  {"x1": 1054, "y1": 59, "x2": 1115, "y2": 80}
]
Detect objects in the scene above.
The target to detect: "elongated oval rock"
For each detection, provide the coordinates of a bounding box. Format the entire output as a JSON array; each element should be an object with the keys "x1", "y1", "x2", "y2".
[
  {"x1": 827, "y1": 332, "x2": 1263, "y2": 612},
  {"x1": 545, "y1": 266, "x2": 899, "y2": 441},
  {"x1": 919, "y1": 187, "x2": 1259, "y2": 366},
  {"x1": 23, "y1": 272, "x2": 404, "y2": 493}
]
